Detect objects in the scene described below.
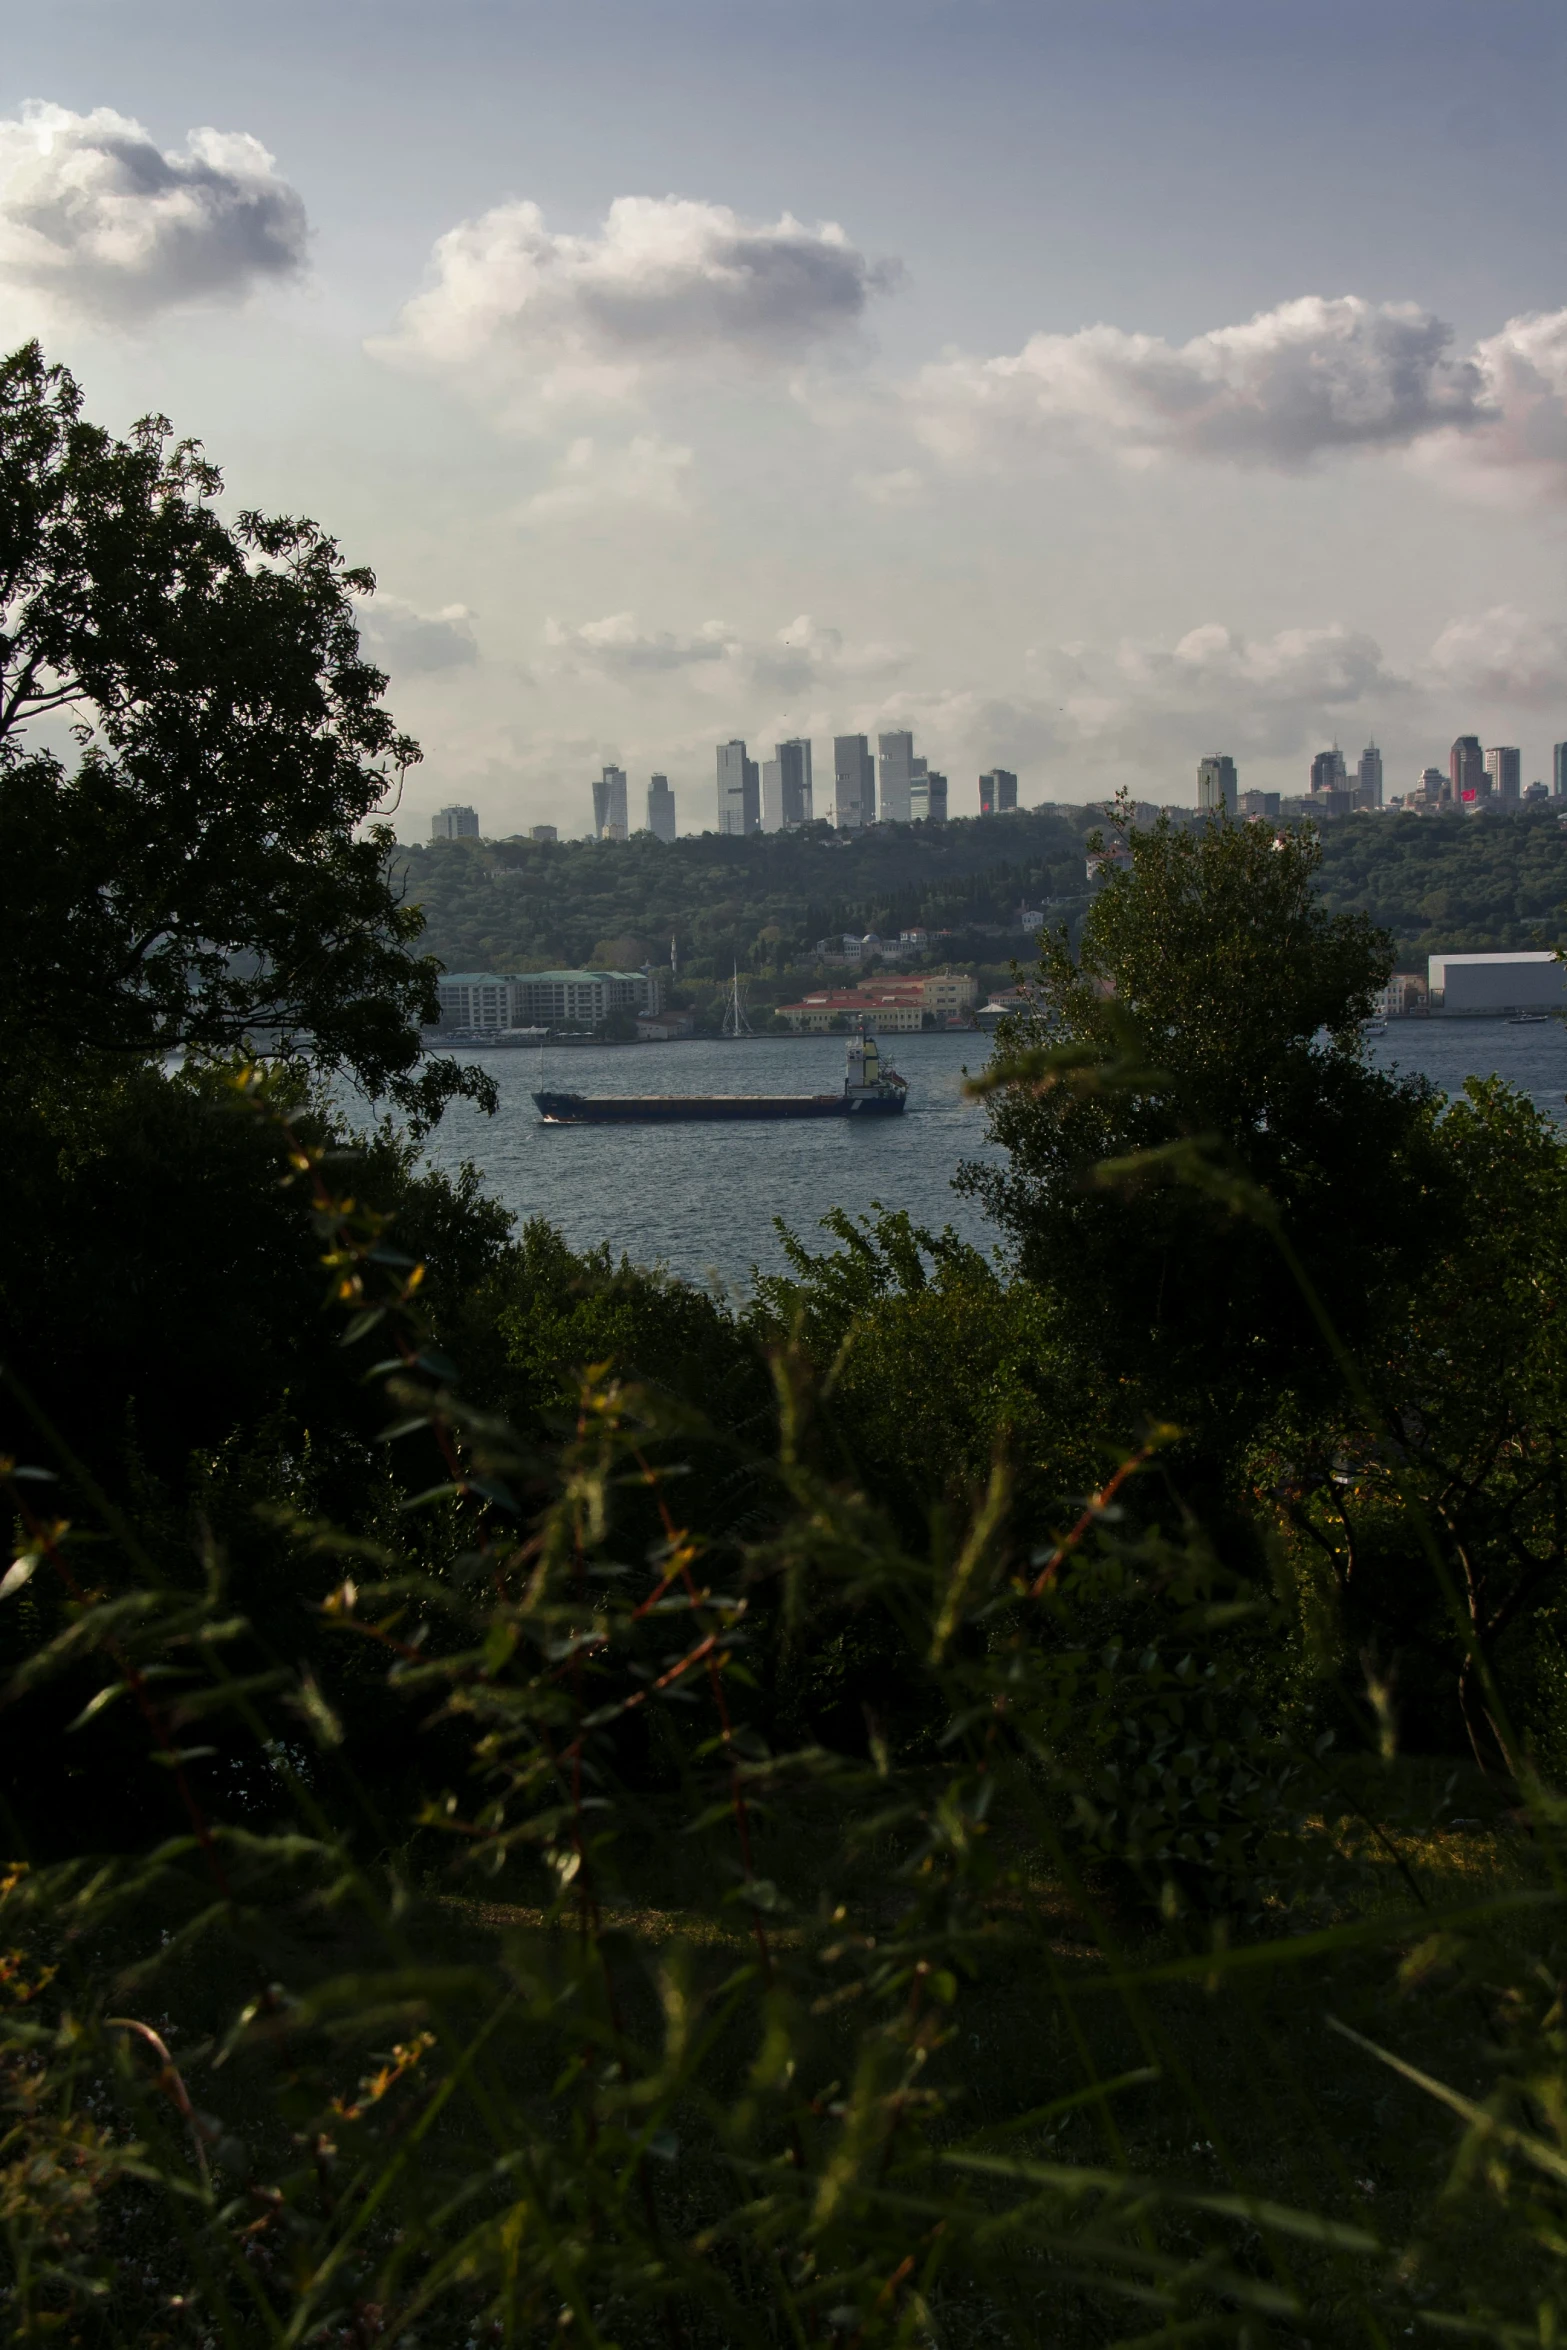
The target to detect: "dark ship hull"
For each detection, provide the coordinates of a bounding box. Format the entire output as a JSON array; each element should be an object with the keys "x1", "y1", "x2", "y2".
[{"x1": 533, "y1": 1089, "x2": 906, "y2": 1124}]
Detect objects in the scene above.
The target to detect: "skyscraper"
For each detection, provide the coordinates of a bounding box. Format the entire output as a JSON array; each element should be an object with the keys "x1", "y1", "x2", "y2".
[
  {"x1": 716, "y1": 740, "x2": 760, "y2": 835},
  {"x1": 1485, "y1": 746, "x2": 1521, "y2": 806},
  {"x1": 878, "y1": 730, "x2": 915, "y2": 824},
  {"x1": 1555, "y1": 743, "x2": 1567, "y2": 800},
  {"x1": 430, "y1": 804, "x2": 480, "y2": 840},
  {"x1": 647, "y1": 774, "x2": 677, "y2": 843},
  {"x1": 1309, "y1": 748, "x2": 1347, "y2": 796},
  {"x1": 910, "y1": 770, "x2": 948, "y2": 822},
  {"x1": 979, "y1": 769, "x2": 1018, "y2": 816},
  {"x1": 1197, "y1": 755, "x2": 1238, "y2": 815},
  {"x1": 768, "y1": 739, "x2": 813, "y2": 829},
  {"x1": 1450, "y1": 736, "x2": 1485, "y2": 807},
  {"x1": 592, "y1": 765, "x2": 628, "y2": 839},
  {"x1": 833, "y1": 735, "x2": 875, "y2": 828},
  {"x1": 1356, "y1": 743, "x2": 1383, "y2": 809}
]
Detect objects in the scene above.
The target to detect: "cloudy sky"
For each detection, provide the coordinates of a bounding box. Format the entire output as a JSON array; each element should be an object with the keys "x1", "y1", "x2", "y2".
[{"x1": 9, "y1": 0, "x2": 1567, "y2": 832}]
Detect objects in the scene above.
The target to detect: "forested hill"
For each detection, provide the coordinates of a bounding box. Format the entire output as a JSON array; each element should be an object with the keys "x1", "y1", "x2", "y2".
[
  {"x1": 1313, "y1": 806, "x2": 1567, "y2": 962},
  {"x1": 393, "y1": 803, "x2": 1567, "y2": 980},
  {"x1": 391, "y1": 807, "x2": 1100, "y2": 980}
]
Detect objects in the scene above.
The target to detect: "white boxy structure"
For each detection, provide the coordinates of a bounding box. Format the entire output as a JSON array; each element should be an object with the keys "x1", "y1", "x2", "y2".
[{"x1": 1428, "y1": 951, "x2": 1567, "y2": 1014}]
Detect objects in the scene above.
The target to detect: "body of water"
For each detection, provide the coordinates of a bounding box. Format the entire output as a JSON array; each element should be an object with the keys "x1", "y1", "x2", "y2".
[{"x1": 419, "y1": 1018, "x2": 1567, "y2": 1292}]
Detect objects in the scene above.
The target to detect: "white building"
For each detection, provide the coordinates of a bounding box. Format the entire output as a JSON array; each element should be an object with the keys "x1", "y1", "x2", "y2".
[
  {"x1": 1427, "y1": 951, "x2": 1567, "y2": 1014},
  {"x1": 430, "y1": 804, "x2": 479, "y2": 840},
  {"x1": 434, "y1": 968, "x2": 659, "y2": 1034}
]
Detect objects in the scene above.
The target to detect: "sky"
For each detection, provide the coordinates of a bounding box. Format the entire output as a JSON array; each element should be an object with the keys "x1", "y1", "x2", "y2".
[{"x1": 6, "y1": 0, "x2": 1567, "y2": 836}]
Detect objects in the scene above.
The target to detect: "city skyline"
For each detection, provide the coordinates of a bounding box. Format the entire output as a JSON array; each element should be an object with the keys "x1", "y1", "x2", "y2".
[{"x1": 26, "y1": 3, "x2": 1567, "y2": 838}]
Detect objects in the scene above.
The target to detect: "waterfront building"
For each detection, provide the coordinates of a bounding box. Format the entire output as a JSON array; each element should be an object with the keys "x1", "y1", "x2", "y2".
[
  {"x1": 978, "y1": 769, "x2": 1018, "y2": 816},
  {"x1": 430, "y1": 804, "x2": 479, "y2": 840},
  {"x1": 1197, "y1": 755, "x2": 1238, "y2": 815},
  {"x1": 1485, "y1": 746, "x2": 1522, "y2": 806},
  {"x1": 878, "y1": 730, "x2": 915, "y2": 824},
  {"x1": 910, "y1": 770, "x2": 948, "y2": 822},
  {"x1": 1428, "y1": 951, "x2": 1567, "y2": 1014},
  {"x1": 1450, "y1": 735, "x2": 1485, "y2": 807},
  {"x1": 1356, "y1": 743, "x2": 1384, "y2": 808},
  {"x1": 434, "y1": 968, "x2": 658, "y2": 1034},
  {"x1": 647, "y1": 774, "x2": 677, "y2": 843},
  {"x1": 716, "y1": 740, "x2": 761, "y2": 835},
  {"x1": 529, "y1": 824, "x2": 558, "y2": 843},
  {"x1": 592, "y1": 765, "x2": 628, "y2": 840},
  {"x1": 833, "y1": 734, "x2": 876, "y2": 828}
]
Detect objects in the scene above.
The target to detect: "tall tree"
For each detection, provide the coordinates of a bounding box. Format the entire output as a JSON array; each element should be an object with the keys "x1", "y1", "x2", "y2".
[
  {"x1": 0, "y1": 342, "x2": 485, "y2": 1124},
  {"x1": 962, "y1": 805, "x2": 1454, "y2": 1450}
]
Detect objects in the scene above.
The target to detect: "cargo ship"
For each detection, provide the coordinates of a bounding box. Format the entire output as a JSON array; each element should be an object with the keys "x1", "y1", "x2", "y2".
[{"x1": 534, "y1": 1028, "x2": 908, "y2": 1125}]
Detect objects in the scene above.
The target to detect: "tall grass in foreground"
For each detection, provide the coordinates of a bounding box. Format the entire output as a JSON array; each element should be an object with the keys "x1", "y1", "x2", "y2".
[{"x1": 0, "y1": 1062, "x2": 1563, "y2": 2346}]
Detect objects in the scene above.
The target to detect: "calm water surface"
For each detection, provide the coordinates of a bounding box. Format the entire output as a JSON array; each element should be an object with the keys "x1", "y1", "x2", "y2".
[{"x1": 419, "y1": 1020, "x2": 1567, "y2": 1292}]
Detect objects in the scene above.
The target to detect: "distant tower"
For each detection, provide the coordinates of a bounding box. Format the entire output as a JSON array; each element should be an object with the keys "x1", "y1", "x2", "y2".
[
  {"x1": 1309, "y1": 747, "x2": 1347, "y2": 797},
  {"x1": 979, "y1": 769, "x2": 1017, "y2": 815},
  {"x1": 833, "y1": 735, "x2": 875, "y2": 828},
  {"x1": 592, "y1": 765, "x2": 628, "y2": 839},
  {"x1": 716, "y1": 740, "x2": 760, "y2": 835},
  {"x1": 1485, "y1": 745, "x2": 1521, "y2": 807},
  {"x1": 1197, "y1": 755, "x2": 1238, "y2": 815},
  {"x1": 647, "y1": 774, "x2": 677, "y2": 843},
  {"x1": 910, "y1": 770, "x2": 948, "y2": 822},
  {"x1": 430, "y1": 803, "x2": 480, "y2": 840},
  {"x1": 1555, "y1": 742, "x2": 1567, "y2": 800},
  {"x1": 1356, "y1": 743, "x2": 1383, "y2": 809},
  {"x1": 1450, "y1": 736, "x2": 1485, "y2": 806},
  {"x1": 878, "y1": 730, "x2": 915, "y2": 824},
  {"x1": 775, "y1": 739, "x2": 813, "y2": 828}
]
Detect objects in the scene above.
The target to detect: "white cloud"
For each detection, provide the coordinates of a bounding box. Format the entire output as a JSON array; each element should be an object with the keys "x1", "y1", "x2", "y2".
[
  {"x1": 852, "y1": 465, "x2": 925, "y2": 506},
  {"x1": 373, "y1": 193, "x2": 898, "y2": 419},
  {"x1": 0, "y1": 100, "x2": 306, "y2": 327},
  {"x1": 543, "y1": 609, "x2": 908, "y2": 699},
  {"x1": 1423, "y1": 604, "x2": 1567, "y2": 702},
  {"x1": 357, "y1": 593, "x2": 478, "y2": 676},
  {"x1": 1410, "y1": 308, "x2": 1567, "y2": 501},
  {"x1": 911, "y1": 295, "x2": 1484, "y2": 472},
  {"x1": 522, "y1": 434, "x2": 694, "y2": 517}
]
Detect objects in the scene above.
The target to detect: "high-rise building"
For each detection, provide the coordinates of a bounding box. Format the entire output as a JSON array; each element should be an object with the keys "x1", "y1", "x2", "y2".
[
  {"x1": 1416, "y1": 768, "x2": 1446, "y2": 807},
  {"x1": 766, "y1": 739, "x2": 813, "y2": 829},
  {"x1": 1238, "y1": 790, "x2": 1280, "y2": 818},
  {"x1": 1356, "y1": 743, "x2": 1384, "y2": 809},
  {"x1": 529, "y1": 824, "x2": 558, "y2": 844},
  {"x1": 592, "y1": 765, "x2": 628, "y2": 839},
  {"x1": 1555, "y1": 743, "x2": 1567, "y2": 800},
  {"x1": 1485, "y1": 746, "x2": 1522, "y2": 806},
  {"x1": 979, "y1": 769, "x2": 1018, "y2": 816},
  {"x1": 910, "y1": 770, "x2": 948, "y2": 823},
  {"x1": 878, "y1": 730, "x2": 915, "y2": 824},
  {"x1": 647, "y1": 774, "x2": 677, "y2": 843},
  {"x1": 1309, "y1": 748, "x2": 1347, "y2": 797},
  {"x1": 1450, "y1": 736, "x2": 1485, "y2": 807},
  {"x1": 1197, "y1": 755, "x2": 1238, "y2": 815},
  {"x1": 833, "y1": 735, "x2": 875, "y2": 828},
  {"x1": 716, "y1": 740, "x2": 760, "y2": 835},
  {"x1": 430, "y1": 804, "x2": 480, "y2": 840}
]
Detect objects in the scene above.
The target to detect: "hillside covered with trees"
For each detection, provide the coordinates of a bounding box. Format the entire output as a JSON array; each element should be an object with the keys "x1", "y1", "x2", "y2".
[{"x1": 395, "y1": 801, "x2": 1567, "y2": 988}]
